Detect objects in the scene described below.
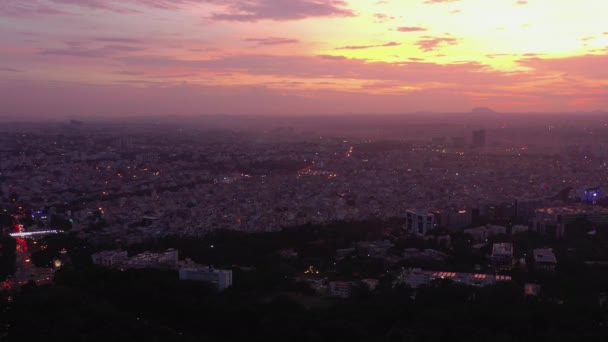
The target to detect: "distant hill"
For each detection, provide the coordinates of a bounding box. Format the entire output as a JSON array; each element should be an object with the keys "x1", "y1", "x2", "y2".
[{"x1": 471, "y1": 107, "x2": 497, "y2": 114}]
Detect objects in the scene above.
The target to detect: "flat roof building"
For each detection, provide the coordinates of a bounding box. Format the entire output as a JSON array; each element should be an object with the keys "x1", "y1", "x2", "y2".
[{"x1": 179, "y1": 265, "x2": 233, "y2": 290}]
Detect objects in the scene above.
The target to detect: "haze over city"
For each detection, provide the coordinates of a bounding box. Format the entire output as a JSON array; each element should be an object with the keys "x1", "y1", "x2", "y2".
[{"x1": 2, "y1": 0, "x2": 608, "y2": 119}]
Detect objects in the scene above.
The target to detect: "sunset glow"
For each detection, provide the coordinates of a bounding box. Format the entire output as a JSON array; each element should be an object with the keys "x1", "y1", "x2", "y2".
[{"x1": 1, "y1": 0, "x2": 607, "y2": 117}]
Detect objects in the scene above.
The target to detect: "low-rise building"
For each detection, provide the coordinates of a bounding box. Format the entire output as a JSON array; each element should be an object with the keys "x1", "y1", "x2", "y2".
[
  {"x1": 179, "y1": 265, "x2": 233, "y2": 290},
  {"x1": 533, "y1": 248, "x2": 557, "y2": 272},
  {"x1": 397, "y1": 268, "x2": 512, "y2": 288},
  {"x1": 511, "y1": 224, "x2": 529, "y2": 235},
  {"x1": 124, "y1": 248, "x2": 179, "y2": 270},
  {"x1": 329, "y1": 281, "x2": 353, "y2": 298},
  {"x1": 532, "y1": 206, "x2": 608, "y2": 238},
  {"x1": 91, "y1": 250, "x2": 128, "y2": 268},
  {"x1": 491, "y1": 243, "x2": 513, "y2": 270}
]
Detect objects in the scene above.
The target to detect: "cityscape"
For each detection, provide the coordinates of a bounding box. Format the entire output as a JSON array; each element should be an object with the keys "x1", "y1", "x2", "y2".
[
  {"x1": 2, "y1": 0, "x2": 608, "y2": 341},
  {"x1": 1, "y1": 115, "x2": 608, "y2": 340}
]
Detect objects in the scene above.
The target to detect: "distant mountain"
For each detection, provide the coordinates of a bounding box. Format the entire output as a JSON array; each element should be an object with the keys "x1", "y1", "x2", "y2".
[{"x1": 471, "y1": 107, "x2": 497, "y2": 114}]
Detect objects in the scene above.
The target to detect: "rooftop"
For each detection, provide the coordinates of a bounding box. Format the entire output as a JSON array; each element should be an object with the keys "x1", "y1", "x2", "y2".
[
  {"x1": 535, "y1": 206, "x2": 608, "y2": 216},
  {"x1": 533, "y1": 248, "x2": 557, "y2": 264},
  {"x1": 492, "y1": 243, "x2": 513, "y2": 256}
]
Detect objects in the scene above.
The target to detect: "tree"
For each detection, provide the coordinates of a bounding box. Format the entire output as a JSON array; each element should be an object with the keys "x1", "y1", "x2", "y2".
[{"x1": 0, "y1": 236, "x2": 16, "y2": 281}]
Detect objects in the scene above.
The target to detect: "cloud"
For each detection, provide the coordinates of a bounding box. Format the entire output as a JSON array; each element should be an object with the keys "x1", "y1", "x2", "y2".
[
  {"x1": 519, "y1": 54, "x2": 608, "y2": 79},
  {"x1": 335, "y1": 41, "x2": 400, "y2": 50},
  {"x1": 3, "y1": 0, "x2": 355, "y2": 21},
  {"x1": 416, "y1": 36, "x2": 459, "y2": 51},
  {"x1": 244, "y1": 37, "x2": 300, "y2": 46},
  {"x1": 119, "y1": 53, "x2": 536, "y2": 88},
  {"x1": 0, "y1": 67, "x2": 23, "y2": 72},
  {"x1": 208, "y1": 0, "x2": 355, "y2": 22},
  {"x1": 424, "y1": 0, "x2": 460, "y2": 4},
  {"x1": 374, "y1": 13, "x2": 395, "y2": 22},
  {"x1": 94, "y1": 37, "x2": 142, "y2": 44},
  {"x1": 397, "y1": 27, "x2": 427, "y2": 32},
  {"x1": 0, "y1": 1, "x2": 71, "y2": 16},
  {"x1": 39, "y1": 44, "x2": 144, "y2": 58}
]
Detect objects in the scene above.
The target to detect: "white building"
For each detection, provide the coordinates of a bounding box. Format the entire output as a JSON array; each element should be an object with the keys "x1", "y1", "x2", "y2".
[
  {"x1": 179, "y1": 265, "x2": 233, "y2": 290},
  {"x1": 91, "y1": 250, "x2": 128, "y2": 268},
  {"x1": 491, "y1": 243, "x2": 514, "y2": 270},
  {"x1": 533, "y1": 248, "x2": 557, "y2": 272},
  {"x1": 406, "y1": 210, "x2": 435, "y2": 235}
]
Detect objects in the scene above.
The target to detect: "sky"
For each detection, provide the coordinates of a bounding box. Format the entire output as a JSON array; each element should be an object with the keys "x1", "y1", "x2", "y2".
[{"x1": 1, "y1": 0, "x2": 607, "y2": 118}]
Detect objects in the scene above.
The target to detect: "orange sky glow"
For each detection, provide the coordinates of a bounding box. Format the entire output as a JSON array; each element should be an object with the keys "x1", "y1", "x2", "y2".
[{"x1": 1, "y1": 0, "x2": 607, "y2": 117}]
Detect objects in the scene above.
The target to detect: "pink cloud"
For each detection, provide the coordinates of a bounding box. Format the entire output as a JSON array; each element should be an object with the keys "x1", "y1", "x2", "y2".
[
  {"x1": 208, "y1": 0, "x2": 355, "y2": 21},
  {"x1": 519, "y1": 54, "x2": 608, "y2": 79},
  {"x1": 244, "y1": 37, "x2": 300, "y2": 46},
  {"x1": 416, "y1": 36, "x2": 459, "y2": 51},
  {"x1": 118, "y1": 54, "x2": 538, "y2": 88},
  {"x1": 397, "y1": 27, "x2": 427, "y2": 32},
  {"x1": 335, "y1": 41, "x2": 401, "y2": 50},
  {"x1": 2, "y1": 0, "x2": 355, "y2": 21}
]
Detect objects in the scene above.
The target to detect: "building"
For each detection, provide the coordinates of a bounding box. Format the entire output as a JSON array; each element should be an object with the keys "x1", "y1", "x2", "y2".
[
  {"x1": 532, "y1": 206, "x2": 608, "y2": 238},
  {"x1": 447, "y1": 209, "x2": 472, "y2": 230},
  {"x1": 179, "y1": 265, "x2": 233, "y2": 290},
  {"x1": 464, "y1": 225, "x2": 507, "y2": 243},
  {"x1": 91, "y1": 250, "x2": 128, "y2": 268},
  {"x1": 472, "y1": 129, "x2": 486, "y2": 148},
  {"x1": 124, "y1": 248, "x2": 179, "y2": 269},
  {"x1": 515, "y1": 198, "x2": 544, "y2": 221},
  {"x1": 582, "y1": 187, "x2": 601, "y2": 204},
  {"x1": 397, "y1": 268, "x2": 512, "y2": 289},
  {"x1": 329, "y1": 281, "x2": 353, "y2": 298},
  {"x1": 533, "y1": 248, "x2": 557, "y2": 272},
  {"x1": 524, "y1": 283, "x2": 541, "y2": 296},
  {"x1": 406, "y1": 210, "x2": 435, "y2": 235},
  {"x1": 511, "y1": 224, "x2": 529, "y2": 235},
  {"x1": 403, "y1": 248, "x2": 449, "y2": 262},
  {"x1": 491, "y1": 243, "x2": 513, "y2": 270},
  {"x1": 296, "y1": 276, "x2": 327, "y2": 294}
]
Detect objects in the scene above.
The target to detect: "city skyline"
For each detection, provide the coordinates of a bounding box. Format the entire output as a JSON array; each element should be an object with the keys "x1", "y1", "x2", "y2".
[{"x1": 1, "y1": 0, "x2": 608, "y2": 118}]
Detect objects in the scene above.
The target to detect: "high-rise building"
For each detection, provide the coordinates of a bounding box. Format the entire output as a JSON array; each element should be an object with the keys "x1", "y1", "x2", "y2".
[
  {"x1": 472, "y1": 129, "x2": 486, "y2": 148},
  {"x1": 405, "y1": 210, "x2": 435, "y2": 235}
]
